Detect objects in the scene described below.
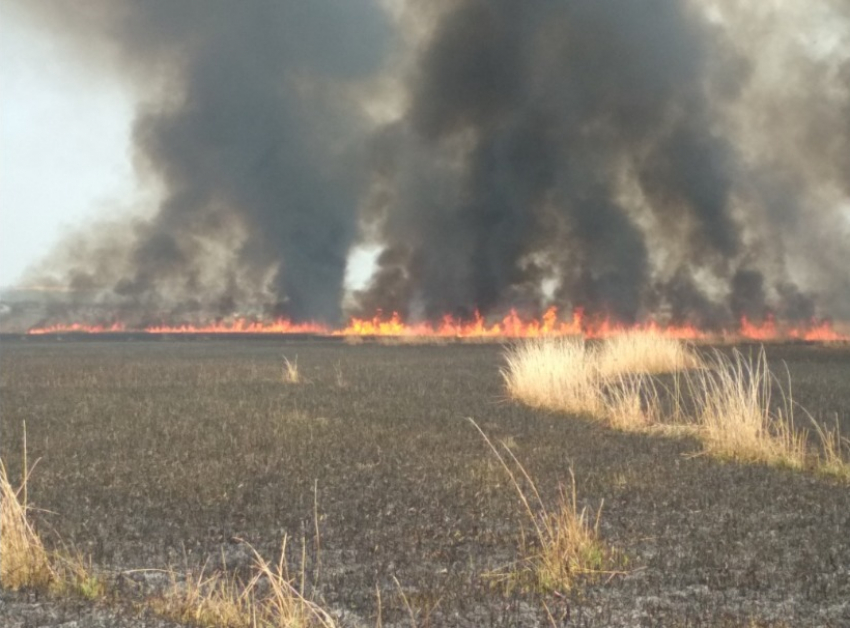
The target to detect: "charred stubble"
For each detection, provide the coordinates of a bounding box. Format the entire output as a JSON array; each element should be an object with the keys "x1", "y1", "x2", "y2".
[{"x1": 1, "y1": 338, "x2": 849, "y2": 626}]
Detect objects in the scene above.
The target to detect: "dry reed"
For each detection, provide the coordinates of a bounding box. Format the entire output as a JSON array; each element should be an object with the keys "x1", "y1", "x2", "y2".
[{"x1": 469, "y1": 419, "x2": 614, "y2": 593}]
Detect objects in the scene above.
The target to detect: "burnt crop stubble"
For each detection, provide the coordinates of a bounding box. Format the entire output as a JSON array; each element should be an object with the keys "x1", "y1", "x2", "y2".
[{"x1": 1, "y1": 337, "x2": 850, "y2": 626}]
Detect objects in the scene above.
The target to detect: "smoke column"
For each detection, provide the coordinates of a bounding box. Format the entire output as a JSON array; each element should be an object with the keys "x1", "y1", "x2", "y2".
[
  {"x1": 11, "y1": 0, "x2": 392, "y2": 324},
  {"x1": 356, "y1": 0, "x2": 850, "y2": 327},
  {"x1": 7, "y1": 0, "x2": 850, "y2": 327}
]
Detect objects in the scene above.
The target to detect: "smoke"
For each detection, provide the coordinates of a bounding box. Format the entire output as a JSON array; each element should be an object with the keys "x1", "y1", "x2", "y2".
[
  {"x1": 356, "y1": 0, "x2": 850, "y2": 326},
  {"x1": 12, "y1": 0, "x2": 392, "y2": 324},
  {"x1": 9, "y1": 0, "x2": 850, "y2": 326}
]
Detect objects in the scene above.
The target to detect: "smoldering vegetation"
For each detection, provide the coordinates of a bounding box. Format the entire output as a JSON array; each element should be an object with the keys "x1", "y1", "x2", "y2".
[{"x1": 7, "y1": 0, "x2": 850, "y2": 328}]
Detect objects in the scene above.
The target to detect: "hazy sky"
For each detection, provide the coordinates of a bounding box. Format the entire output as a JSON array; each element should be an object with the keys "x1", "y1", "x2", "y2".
[{"x1": 0, "y1": 4, "x2": 141, "y2": 288}]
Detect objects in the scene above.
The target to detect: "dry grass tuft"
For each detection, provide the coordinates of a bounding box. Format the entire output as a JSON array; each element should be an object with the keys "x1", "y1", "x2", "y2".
[
  {"x1": 503, "y1": 334, "x2": 699, "y2": 430},
  {"x1": 502, "y1": 338, "x2": 601, "y2": 416},
  {"x1": 601, "y1": 372, "x2": 664, "y2": 431},
  {"x1": 1, "y1": 454, "x2": 106, "y2": 597},
  {"x1": 595, "y1": 332, "x2": 702, "y2": 378},
  {"x1": 683, "y1": 349, "x2": 808, "y2": 469},
  {"x1": 282, "y1": 356, "x2": 301, "y2": 384},
  {"x1": 804, "y1": 416, "x2": 850, "y2": 480},
  {"x1": 51, "y1": 551, "x2": 108, "y2": 600},
  {"x1": 505, "y1": 339, "x2": 850, "y2": 478},
  {"x1": 153, "y1": 538, "x2": 336, "y2": 628},
  {"x1": 0, "y1": 460, "x2": 54, "y2": 591},
  {"x1": 469, "y1": 419, "x2": 615, "y2": 594}
]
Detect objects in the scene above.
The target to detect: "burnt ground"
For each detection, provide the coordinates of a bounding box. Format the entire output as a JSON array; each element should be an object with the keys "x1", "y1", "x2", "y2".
[{"x1": 0, "y1": 337, "x2": 849, "y2": 627}]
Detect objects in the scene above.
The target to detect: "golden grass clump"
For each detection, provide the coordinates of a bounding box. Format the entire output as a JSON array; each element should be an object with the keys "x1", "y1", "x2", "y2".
[
  {"x1": 601, "y1": 372, "x2": 663, "y2": 431},
  {"x1": 0, "y1": 460, "x2": 54, "y2": 591},
  {"x1": 503, "y1": 334, "x2": 700, "y2": 429},
  {"x1": 1, "y1": 455, "x2": 106, "y2": 598},
  {"x1": 282, "y1": 356, "x2": 301, "y2": 384},
  {"x1": 595, "y1": 332, "x2": 702, "y2": 378},
  {"x1": 502, "y1": 338, "x2": 601, "y2": 416},
  {"x1": 469, "y1": 419, "x2": 615, "y2": 594},
  {"x1": 810, "y1": 420, "x2": 850, "y2": 481},
  {"x1": 153, "y1": 538, "x2": 336, "y2": 628},
  {"x1": 505, "y1": 337, "x2": 850, "y2": 478},
  {"x1": 683, "y1": 349, "x2": 808, "y2": 469}
]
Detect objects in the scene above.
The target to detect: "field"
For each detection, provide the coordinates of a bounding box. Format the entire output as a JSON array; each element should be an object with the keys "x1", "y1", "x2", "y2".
[{"x1": 1, "y1": 337, "x2": 849, "y2": 627}]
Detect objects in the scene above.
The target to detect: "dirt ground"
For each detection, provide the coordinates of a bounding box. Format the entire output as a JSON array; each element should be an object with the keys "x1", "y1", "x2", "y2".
[{"x1": 1, "y1": 336, "x2": 849, "y2": 627}]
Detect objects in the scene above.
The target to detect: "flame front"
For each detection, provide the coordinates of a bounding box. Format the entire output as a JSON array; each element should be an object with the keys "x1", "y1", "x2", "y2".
[
  {"x1": 144, "y1": 318, "x2": 328, "y2": 334},
  {"x1": 20, "y1": 306, "x2": 849, "y2": 342}
]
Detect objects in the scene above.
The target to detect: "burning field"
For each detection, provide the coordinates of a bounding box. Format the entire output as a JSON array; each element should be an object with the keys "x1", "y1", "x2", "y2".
[
  {"x1": 3, "y1": 0, "x2": 850, "y2": 340},
  {"x1": 3, "y1": 0, "x2": 850, "y2": 625}
]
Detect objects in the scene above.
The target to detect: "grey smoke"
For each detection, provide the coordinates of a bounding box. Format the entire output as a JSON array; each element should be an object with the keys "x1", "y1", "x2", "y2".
[
  {"x1": 9, "y1": 0, "x2": 850, "y2": 327},
  {"x1": 13, "y1": 0, "x2": 392, "y2": 324},
  {"x1": 357, "y1": 0, "x2": 850, "y2": 326}
]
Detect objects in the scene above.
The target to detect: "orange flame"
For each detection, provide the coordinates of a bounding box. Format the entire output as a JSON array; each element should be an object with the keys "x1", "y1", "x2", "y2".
[
  {"x1": 26, "y1": 322, "x2": 126, "y2": 335},
  {"x1": 143, "y1": 318, "x2": 328, "y2": 334},
  {"x1": 22, "y1": 307, "x2": 849, "y2": 342},
  {"x1": 335, "y1": 307, "x2": 585, "y2": 338},
  {"x1": 738, "y1": 315, "x2": 779, "y2": 341},
  {"x1": 790, "y1": 320, "x2": 847, "y2": 342}
]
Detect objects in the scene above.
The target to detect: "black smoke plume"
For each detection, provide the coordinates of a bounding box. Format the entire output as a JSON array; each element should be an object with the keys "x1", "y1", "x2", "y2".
[
  {"x1": 10, "y1": 0, "x2": 391, "y2": 325},
  {"x1": 357, "y1": 0, "x2": 850, "y2": 327},
  {"x1": 7, "y1": 0, "x2": 850, "y2": 328}
]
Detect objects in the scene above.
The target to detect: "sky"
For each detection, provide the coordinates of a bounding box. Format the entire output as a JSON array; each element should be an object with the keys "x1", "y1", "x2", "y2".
[{"x1": 0, "y1": 4, "x2": 141, "y2": 289}]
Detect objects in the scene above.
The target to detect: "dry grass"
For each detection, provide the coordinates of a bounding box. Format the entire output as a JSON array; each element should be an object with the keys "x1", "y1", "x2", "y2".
[
  {"x1": 601, "y1": 372, "x2": 664, "y2": 431},
  {"x1": 683, "y1": 349, "x2": 808, "y2": 469},
  {"x1": 503, "y1": 334, "x2": 699, "y2": 430},
  {"x1": 1, "y1": 453, "x2": 107, "y2": 597},
  {"x1": 0, "y1": 459, "x2": 53, "y2": 591},
  {"x1": 469, "y1": 419, "x2": 615, "y2": 594},
  {"x1": 505, "y1": 339, "x2": 850, "y2": 478},
  {"x1": 811, "y1": 419, "x2": 850, "y2": 481},
  {"x1": 2, "y1": 437, "x2": 337, "y2": 625},
  {"x1": 51, "y1": 551, "x2": 108, "y2": 600},
  {"x1": 153, "y1": 538, "x2": 336, "y2": 628},
  {"x1": 595, "y1": 332, "x2": 702, "y2": 378},
  {"x1": 283, "y1": 356, "x2": 301, "y2": 384},
  {"x1": 502, "y1": 338, "x2": 601, "y2": 416}
]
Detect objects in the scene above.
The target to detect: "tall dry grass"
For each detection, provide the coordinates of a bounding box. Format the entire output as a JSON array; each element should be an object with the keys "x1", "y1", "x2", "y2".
[
  {"x1": 282, "y1": 356, "x2": 302, "y2": 384},
  {"x1": 0, "y1": 459, "x2": 53, "y2": 591},
  {"x1": 469, "y1": 419, "x2": 615, "y2": 594},
  {"x1": 505, "y1": 337, "x2": 850, "y2": 478},
  {"x1": 682, "y1": 348, "x2": 850, "y2": 475},
  {"x1": 595, "y1": 332, "x2": 702, "y2": 378},
  {"x1": 503, "y1": 333, "x2": 700, "y2": 430},
  {"x1": 154, "y1": 538, "x2": 336, "y2": 628},
  {"x1": 1, "y1": 452, "x2": 106, "y2": 597},
  {"x1": 502, "y1": 338, "x2": 601, "y2": 416},
  {"x1": 682, "y1": 349, "x2": 808, "y2": 469}
]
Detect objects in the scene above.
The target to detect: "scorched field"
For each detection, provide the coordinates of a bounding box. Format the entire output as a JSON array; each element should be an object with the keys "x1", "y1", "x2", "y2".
[{"x1": 1, "y1": 336, "x2": 849, "y2": 627}]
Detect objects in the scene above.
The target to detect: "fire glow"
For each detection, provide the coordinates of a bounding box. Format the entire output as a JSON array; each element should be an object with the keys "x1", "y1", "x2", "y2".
[{"x1": 22, "y1": 306, "x2": 849, "y2": 342}]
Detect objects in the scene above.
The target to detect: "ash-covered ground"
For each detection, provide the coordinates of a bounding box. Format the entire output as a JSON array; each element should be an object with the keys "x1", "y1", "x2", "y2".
[{"x1": 1, "y1": 337, "x2": 849, "y2": 627}]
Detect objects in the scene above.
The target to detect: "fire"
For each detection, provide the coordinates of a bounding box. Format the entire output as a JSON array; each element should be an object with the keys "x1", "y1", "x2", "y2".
[
  {"x1": 738, "y1": 316, "x2": 778, "y2": 341},
  {"x1": 143, "y1": 318, "x2": 328, "y2": 334},
  {"x1": 335, "y1": 307, "x2": 584, "y2": 338},
  {"x1": 26, "y1": 322, "x2": 126, "y2": 335},
  {"x1": 21, "y1": 307, "x2": 849, "y2": 342},
  {"x1": 790, "y1": 320, "x2": 847, "y2": 342}
]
